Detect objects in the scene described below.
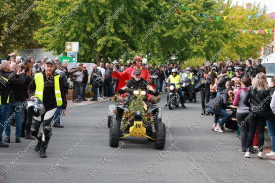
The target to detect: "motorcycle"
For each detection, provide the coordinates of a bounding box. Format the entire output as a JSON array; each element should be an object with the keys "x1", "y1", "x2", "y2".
[
  {"x1": 109, "y1": 88, "x2": 165, "y2": 149},
  {"x1": 167, "y1": 83, "x2": 181, "y2": 110},
  {"x1": 181, "y1": 78, "x2": 195, "y2": 102}
]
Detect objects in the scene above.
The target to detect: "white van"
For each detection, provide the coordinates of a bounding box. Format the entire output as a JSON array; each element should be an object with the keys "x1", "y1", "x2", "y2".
[{"x1": 262, "y1": 53, "x2": 275, "y2": 86}]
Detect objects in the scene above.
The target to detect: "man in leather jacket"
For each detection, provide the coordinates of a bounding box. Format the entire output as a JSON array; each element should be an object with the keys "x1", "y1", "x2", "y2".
[{"x1": 90, "y1": 64, "x2": 102, "y2": 101}]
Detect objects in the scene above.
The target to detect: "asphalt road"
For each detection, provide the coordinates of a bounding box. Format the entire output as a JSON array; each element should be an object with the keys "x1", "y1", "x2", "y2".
[{"x1": 0, "y1": 94, "x2": 275, "y2": 183}]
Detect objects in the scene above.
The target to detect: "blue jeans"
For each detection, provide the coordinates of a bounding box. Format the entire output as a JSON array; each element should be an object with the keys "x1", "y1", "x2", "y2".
[
  {"x1": 5, "y1": 102, "x2": 23, "y2": 138},
  {"x1": 267, "y1": 117, "x2": 275, "y2": 152},
  {"x1": 81, "y1": 83, "x2": 87, "y2": 100},
  {"x1": 0, "y1": 104, "x2": 10, "y2": 143},
  {"x1": 214, "y1": 109, "x2": 230, "y2": 126},
  {"x1": 156, "y1": 78, "x2": 161, "y2": 92},
  {"x1": 54, "y1": 106, "x2": 62, "y2": 126}
]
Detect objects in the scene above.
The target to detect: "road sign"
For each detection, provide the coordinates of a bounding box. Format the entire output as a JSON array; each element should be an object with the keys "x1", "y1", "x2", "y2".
[
  {"x1": 67, "y1": 52, "x2": 77, "y2": 63},
  {"x1": 65, "y1": 42, "x2": 79, "y2": 52},
  {"x1": 60, "y1": 57, "x2": 73, "y2": 63}
]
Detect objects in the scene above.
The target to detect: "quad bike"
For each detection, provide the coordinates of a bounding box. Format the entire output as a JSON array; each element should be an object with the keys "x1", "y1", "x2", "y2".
[
  {"x1": 167, "y1": 83, "x2": 181, "y2": 110},
  {"x1": 109, "y1": 88, "x2": 166, "y2": 149}
]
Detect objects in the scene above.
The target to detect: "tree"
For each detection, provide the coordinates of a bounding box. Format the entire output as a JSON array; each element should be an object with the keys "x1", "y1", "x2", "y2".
[{"x1": 0, "y1": 0, "x2": 42, "y2": 56}]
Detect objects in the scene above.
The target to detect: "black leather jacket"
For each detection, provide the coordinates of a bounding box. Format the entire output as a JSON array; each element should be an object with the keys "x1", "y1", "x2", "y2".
[{"x1": 243, "y1": 87, "x2": 271, "y2": 114}]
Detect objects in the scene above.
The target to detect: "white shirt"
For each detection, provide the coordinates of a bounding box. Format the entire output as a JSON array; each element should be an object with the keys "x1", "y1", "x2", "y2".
[{"x1": 98, "y1": 66, "x2": 105, "y2": 80}]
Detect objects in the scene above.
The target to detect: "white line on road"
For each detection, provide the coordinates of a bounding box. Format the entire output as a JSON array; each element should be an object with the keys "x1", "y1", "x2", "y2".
[{"x1": 268, "y1": 160, "x2": 275, "y2": 165}]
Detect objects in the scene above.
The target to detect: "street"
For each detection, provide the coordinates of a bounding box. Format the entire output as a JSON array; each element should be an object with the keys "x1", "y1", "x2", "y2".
[{"x1": 0, "y1": 95, "x2": 275, "y2": 183}]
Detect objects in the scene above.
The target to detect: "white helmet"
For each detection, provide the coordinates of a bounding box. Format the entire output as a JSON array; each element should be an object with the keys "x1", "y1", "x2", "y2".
[
  {"x1": 27, "y1": 97, "x2": 45, "y2": 117},
  {"x1": 172, "y1": 69, "x2": 177, "y2": 73},
  {"x1": 186, "y1": 67, "x2": 191, "y2": 71}
]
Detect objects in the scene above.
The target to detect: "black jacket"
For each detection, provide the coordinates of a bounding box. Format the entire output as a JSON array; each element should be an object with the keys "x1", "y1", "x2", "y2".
[
  {"x1": 243, "y1": 87, "x2": 271, "y2": 114},
  {"x1": 89, "y1": 69, "x2": 102, "y2": 87},
  {"x1": 55, "y1": 69, "x2": 69, "y2": 94},
  {"x1": 82, "y1": 70, "x2": 89, "y2": 84},
  {"x1": 0, "y1": 70, "x2": 25, "y2": 104},
  {"x1": 200, "y1": 77, "x2": 211, "y2": 91},
  {"x1": 206, "y1": 92, "x2": 230, "y2": 113},
  {"x1": 9, "y1": 71, "x2": 26, "y2": 103},
  {"x1": 29, "y1": 71, "x2": 67, "y2": 110}
]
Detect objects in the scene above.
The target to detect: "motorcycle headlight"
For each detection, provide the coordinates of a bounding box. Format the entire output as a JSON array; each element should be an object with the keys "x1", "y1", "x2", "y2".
[
  {"x1": 182, "y1": 83, "x2": 186, "y2": 87},
  {"x1": 133, "y1": 90, "x2": 139, "y2": 95},
  {"x1": 140, "y1": 91, "x2": 146, "y2": 96},
  {"x1": 169, "y1": 85, "x2": 174, "y2": 90}
]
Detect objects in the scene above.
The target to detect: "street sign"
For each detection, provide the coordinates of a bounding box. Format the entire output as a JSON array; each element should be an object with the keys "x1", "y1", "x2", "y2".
[
  {"x1": 60, "y1": 57, "x2": 73, "y2": 63},
  {"x1": 67, "y1": 52, "x2": 77, "y2": 63},
  {"x1": 65, "y1": 42, "x2": 79, "y2": 52}
]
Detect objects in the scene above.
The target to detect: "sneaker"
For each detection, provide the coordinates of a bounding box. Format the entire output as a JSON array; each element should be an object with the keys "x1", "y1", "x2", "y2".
[
  {"x1": 245, "y1": 152, "x2": 251, "y2": 158},
  {"x1": 108, "y1": 97, "x2": 111, "y2": 100},
  {"x1": 211, "y1": 123, "x2": 217, "y2": 130},
  {"x1": 265, "y1": 151, "x2": 275, "y2": 157},
  {"x1": 214, "y1": 125, "x2": 223, "y2": 133},
  {"x1": 257, "y1": 152, "x2": 264, "y2": 159},
  {"x1": 0, "y1": 143, "x2": 9, "y2": 148},
  {"x1": 15, "y1": 138, "x2": 21, "y2": 143},
  {"x1": 4, "y1": 137, "x2": 10, "y2": 143}
]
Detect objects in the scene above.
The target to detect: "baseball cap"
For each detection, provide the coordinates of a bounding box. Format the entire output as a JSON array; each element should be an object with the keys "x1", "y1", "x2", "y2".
[
  {"x1": 133, "y1": 69, "x2": 141, "y2": 75},
  {"x1": 45, "y1": 59, "x2": 54, "y2": 65}
]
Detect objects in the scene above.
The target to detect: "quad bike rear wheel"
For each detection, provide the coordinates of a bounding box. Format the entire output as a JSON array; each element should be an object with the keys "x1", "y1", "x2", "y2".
[
  {"x1": 154, "y1": 122, "x2": 166, "y2": 149},
  {"x1": 110, "y1": 118, "x2": 121, "y2": 147}
]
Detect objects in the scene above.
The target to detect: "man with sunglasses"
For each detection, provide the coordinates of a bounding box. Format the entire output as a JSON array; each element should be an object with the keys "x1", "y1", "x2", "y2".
[{"x1": 206, "y1": 88, "x2": 234, "y2": 133}]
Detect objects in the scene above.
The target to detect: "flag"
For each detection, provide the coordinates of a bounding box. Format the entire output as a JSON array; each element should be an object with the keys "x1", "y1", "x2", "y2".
[
  {"x1": 239, "y1": 15, "x2": 243, "y2": 18},
  {"x1": 209, "y1": 19, "x2": 211, "y2": 23},
  {"x1": 248, "y1": 15, "x2": 252, "y2": 19},
  {"x1": 184, "y1": 6, "x2": 188, "y2": 10},
  {"x1": 272, "y1": 14, "x2": 275, "y2": 19},
  {"x1": 265, "y1": 29, "x2": 268, "y2": 34},
  {"x1": 232, "y1": 16, "x2": 235, "y2": 18},
  {"x1": 265, "y1": 14, "x2": 269, "y2": 19},
  {"x1": 177, "y1": 10, "x2": 180, "y2": 15},
  {"x1": 216, "y1": 16, "x2": 220, "y2": 21},
  {"x1": 224, "y1": 16, "x2": 227, "y2": 20},
  {"x1": 203, "y1": 13, "x2": 206, "y2": 17}
]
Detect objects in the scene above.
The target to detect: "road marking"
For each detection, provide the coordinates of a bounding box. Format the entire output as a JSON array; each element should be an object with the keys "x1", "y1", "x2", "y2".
[{"x1": 268, "y1": 160, "x2": 275, "y2": 165}]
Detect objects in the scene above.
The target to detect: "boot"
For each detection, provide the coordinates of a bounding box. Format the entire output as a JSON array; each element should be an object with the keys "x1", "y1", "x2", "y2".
[
  {"x1": 25, "y1": 133, "x2": 35, "y2": 140},
  {"x1": 35, "y1": 141, "x2": 41, "y2": 152},
  {"x1": 40, "y1": 147, "x2": 47, "y2": 158},
  {"x1": 15, "y1": 138, "x2": 21, "y2": 143},
  {"x1": 4, "y1": 137, "x2": 10, "y2": 143}
]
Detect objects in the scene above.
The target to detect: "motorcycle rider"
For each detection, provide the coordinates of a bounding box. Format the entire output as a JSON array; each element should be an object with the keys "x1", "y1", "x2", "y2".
[
  {"x1": 181, "y1": 67, "x2": 196, "y2": 102},
  {"x1": 29, "y1": 59, "x2": 67, "y2": 158},
  {"x1": 167, "y1": 69, "x2": 186, "y2": 108}
]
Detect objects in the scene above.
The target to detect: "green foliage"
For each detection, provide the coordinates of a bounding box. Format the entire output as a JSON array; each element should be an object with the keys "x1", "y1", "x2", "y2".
[
  {"x1": 0, "y1": 0, "x2": 42, "y2": 55},
  {"x1": 182, "y1": 57, "x2": 205, "y2": 68},
  {"x1": 128, "y1": 91, "x2": 146, "y2": 121}
]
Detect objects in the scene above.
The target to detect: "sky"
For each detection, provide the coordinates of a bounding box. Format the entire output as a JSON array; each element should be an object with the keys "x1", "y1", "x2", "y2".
[{"x1": 231, "y1": 0, "x2": 275, "y2": 13}]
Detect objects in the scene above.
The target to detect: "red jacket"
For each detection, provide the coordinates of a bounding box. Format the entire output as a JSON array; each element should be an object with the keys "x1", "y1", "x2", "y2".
[{"x1": 112, "y1": 65, "x2": 151, "y2": 92}]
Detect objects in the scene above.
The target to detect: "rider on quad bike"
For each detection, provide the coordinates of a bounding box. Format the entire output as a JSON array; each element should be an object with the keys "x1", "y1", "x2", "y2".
[{"x1": 110, "y1": 69, "x2": 165, "y2": 149}]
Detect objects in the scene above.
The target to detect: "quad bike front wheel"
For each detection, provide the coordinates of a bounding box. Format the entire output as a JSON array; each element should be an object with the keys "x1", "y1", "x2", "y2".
[
  {"x1": 109, "y1": 118, "x2": 121, "y2": 147},
  {"x1": 154, "y1": 122, "x2": 166, "y2": 149},
  {"x1": 107, "y1": 116, "x2": 112, "y2": 128}
]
